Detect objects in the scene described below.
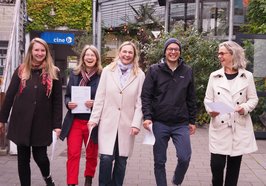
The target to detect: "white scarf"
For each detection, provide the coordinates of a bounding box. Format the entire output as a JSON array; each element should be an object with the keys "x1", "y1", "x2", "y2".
[{"x1": 117, "y1": 60, "x2": 133, "y2": 88}]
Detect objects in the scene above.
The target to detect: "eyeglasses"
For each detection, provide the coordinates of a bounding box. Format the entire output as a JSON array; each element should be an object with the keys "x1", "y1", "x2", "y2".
[
  {"x1": 218, "y1": 52, "x2": 230, "y2": 56},
  {"x1": 166, "y1": 48, "x2": 180, "y2": 53}
]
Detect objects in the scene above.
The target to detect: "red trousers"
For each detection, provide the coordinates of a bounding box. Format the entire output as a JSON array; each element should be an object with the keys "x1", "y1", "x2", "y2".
[{"x1": 67, "y1": 119, "x2": 98, "y2": 185}]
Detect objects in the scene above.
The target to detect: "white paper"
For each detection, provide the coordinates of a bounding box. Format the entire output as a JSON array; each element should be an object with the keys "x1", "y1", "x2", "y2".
[
  {"x1": 142, "y1": 124, "x2": 155, "y2": 145},
  {"x1": 71, "y1": 86, "x2": 91, "y2": 113},
  {"x1": 205, "y1": 102, "x2": 234, "y2": 115},
  {"x1": 85, "y1": 125, "x2": 94, "y2": 149},
  {"x1": 50, "y1": 131, "x2": 57, "y2": 161}
]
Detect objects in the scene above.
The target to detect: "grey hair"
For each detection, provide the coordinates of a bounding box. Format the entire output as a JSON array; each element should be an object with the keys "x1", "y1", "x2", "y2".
[{"x1": 219, "y1": 41, "x2": 248, "y2": 70}]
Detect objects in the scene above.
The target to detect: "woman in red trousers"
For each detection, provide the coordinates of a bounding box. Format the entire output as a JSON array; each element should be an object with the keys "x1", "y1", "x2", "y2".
[{"x1": 60, "y1": 45, "x2": 102, "y2": 186}]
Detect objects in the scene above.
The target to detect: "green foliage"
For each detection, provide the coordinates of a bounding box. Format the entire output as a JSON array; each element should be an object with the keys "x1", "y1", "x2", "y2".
[
  {"x1": 26, "y1": 0, "x2": 92, "y2": 32},
  {"x1": 241, "y1": 0, "x2": 266, "y2": 34},
  {"x1": 240, "y1": 39, "x2": 266, "y2": 131},
  {"x1": 143, "y1": 23, "x2": 220, "y2": 126}
]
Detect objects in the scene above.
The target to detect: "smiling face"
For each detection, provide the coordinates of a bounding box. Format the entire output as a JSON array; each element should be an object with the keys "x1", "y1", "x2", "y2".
[
  {"x1": 83, "y1": 49, "x2": 97, "y2": 70},
  {"x1": 119, "y1": 44, "x2": 135, "y2": 65},
  {"x1": 31, "y1": 42, "x2": 46, "y2": 67},
  {"x1": 165, "y1": 43, "x2": 180, "y2": 64},
  {"x1": 218, "y1": 46, "x2": 233, "y2": 69}
]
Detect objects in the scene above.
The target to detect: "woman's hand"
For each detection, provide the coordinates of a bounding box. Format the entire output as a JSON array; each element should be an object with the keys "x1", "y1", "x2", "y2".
[
  {"x1": 209, "y1": 111, "x2": 220, "y2": 118},
  {"x1": 235, "y1": 105, "x2": 244, "y2": 115},
  {"x1": 130, "y1": 127, "x2": 140, "y2": 136},
  {"x1": 85, "y1": 100, "x2": 94, "y2": 108},
  {"x1": 87, "y1": 121, "x2": 97, "y2": 131},
  {"x1": 0, "y1": 122, "x2": 5, "y2": 136},
  {"x1": 68, "y1": 102, "x2": 77, "y2": 110}
]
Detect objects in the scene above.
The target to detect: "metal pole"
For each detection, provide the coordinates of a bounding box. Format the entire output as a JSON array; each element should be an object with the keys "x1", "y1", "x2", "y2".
[
  {"x1": 97, "y1": 4, "x2": 102, "y2": 54},
  {"x1": 228, "y1": 0, "x2": 234, "y2": 41},
  {"x1": 92, "y1": 0, "x2": 97, "y2": 46},
  {"x1": 164, "y1": 0, "x2": 170, "y2": 33},
  {"x1": 195, "y1": 0, "x2": 200, "y2": 31}
]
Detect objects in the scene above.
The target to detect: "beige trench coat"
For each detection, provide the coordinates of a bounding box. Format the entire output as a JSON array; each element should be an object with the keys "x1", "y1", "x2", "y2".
[
  {"x1": 204, "y1": 68, "x2": 258, "y2": 156},
  {"x1": 90, "y1": 64, "x2": 145, "y2": 157}
]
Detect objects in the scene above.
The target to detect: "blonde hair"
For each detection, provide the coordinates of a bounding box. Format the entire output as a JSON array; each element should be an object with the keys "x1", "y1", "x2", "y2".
[
  {"x1": 73, "y1": 45, "x2": 102, "y2": 75},
  {"x1": 22, "y1": 37, "x2": 58, "y2": 80},
  {"x1": 219, "y1": 41, "x2": 248, "y2": 70},
  {"x1": 111, "y1": 41, "x2": 140, "y2": 75}
]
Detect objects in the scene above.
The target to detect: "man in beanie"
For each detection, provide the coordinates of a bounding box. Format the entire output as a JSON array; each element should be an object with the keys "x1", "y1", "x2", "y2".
[{"x1": 141, "y1": 38, "x2": 197, "y2": 186}]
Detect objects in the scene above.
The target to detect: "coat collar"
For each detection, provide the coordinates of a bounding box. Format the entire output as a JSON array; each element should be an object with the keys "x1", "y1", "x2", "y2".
[
  {"x1": 212, "y1": 67, "x2": 249, "y2": 95},
  {"x1": 110, "y1": 64, "x2": 137, "y2": 91}
]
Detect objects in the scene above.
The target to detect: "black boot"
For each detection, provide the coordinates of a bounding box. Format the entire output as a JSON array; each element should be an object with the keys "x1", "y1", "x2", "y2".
[
  {"x1": 84, "y1": 176, "x2": 92, "y2": 186},
  {"x1": 68, "y1": 185, "x2": 75, "y2": 186},
  {"x1": 43, "y1": 175, "x2": 55, "y2": 186}
]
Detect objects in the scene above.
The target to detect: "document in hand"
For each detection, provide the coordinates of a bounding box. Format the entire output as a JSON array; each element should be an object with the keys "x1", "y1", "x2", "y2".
[
  {"x1": 71, "y1": 86, "x2": 91, "y2": 113},
  {"x1": 205, "y1": 102, "x2": 234, "y2": 115},
  {"x1": 143, "y1": 124, "x2": 155, "y2": 145},
  {"x1": 85, "y1": 125, "x2": 94, "y2": 149},
  {"x1": 50, "y1": 131, "x2": 57, "y2": 161}
]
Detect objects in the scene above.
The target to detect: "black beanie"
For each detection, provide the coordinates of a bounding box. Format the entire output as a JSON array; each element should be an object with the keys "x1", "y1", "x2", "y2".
[{"x1": 163, "y1": 38, "x2": 181, "y2": 55}]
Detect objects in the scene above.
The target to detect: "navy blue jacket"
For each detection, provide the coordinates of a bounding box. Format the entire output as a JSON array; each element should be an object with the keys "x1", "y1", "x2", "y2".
[
  {"x1": 60, "y1": 70, "x2": 100, "y2": 142},
  {"x1": 141, "y1": 58, "x2": 197, "y2": 125}
]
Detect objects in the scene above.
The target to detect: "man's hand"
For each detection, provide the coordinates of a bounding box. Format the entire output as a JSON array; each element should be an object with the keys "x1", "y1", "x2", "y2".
[
  {"x1": 189, "y1": 124, "x2": 196, "y2": 135},
  {"x1": 143, "y1": 120, "x2": 153, "y2": 131},
  {"x1": 54, "y1": 128, "x2": 61, "y2": 138}
]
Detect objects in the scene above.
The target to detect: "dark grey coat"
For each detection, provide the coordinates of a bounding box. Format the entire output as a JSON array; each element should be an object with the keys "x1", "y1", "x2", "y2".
[{"x1": 0, "y1": 67, "x2": 62, "y2": 146}]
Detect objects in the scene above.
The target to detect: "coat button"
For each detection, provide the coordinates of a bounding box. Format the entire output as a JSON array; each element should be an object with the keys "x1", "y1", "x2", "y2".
[
  {"x1": 218, "y1": 92, "x2": 220, "y2": 95},
  {"x1": 237, "y1": 102, "x2": 239, "y2": 104},
  {"x1": 240, "y1": 92, "x2": 242, "y2": 95},
  {"x1": 34, "y1": 85, "x2": 38, "y2": 88},
  {"x1": 118, "y1": 108, "x2": 120, "y2": 110},
  {"x1": 120, "y1": 91, "x2": 122, "y2": 94},
  {"x1": 221, "y1": 120, "x2": 224, "y2": 123},
  {"x1": 34, "y1": 101, "x2": 37, "y2": 104}
]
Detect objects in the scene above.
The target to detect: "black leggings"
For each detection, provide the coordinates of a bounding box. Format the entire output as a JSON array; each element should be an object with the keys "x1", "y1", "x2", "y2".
[
  {"x1": 211, "y1": 153, "x2": 242, "y2": 186},
  {"x1": 17, "y1": 145, "x2": 50, "y2": 186}
]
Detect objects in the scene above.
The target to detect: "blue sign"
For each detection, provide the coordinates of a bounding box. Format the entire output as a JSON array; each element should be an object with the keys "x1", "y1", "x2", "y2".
[{"x1": 40, "y1": 32, "x2": 75, "y2": 45}]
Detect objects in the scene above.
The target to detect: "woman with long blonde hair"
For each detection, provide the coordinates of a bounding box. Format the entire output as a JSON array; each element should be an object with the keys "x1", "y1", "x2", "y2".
[
  {"x1": 88, "y1": 41, "x2": 145, "y2": 186},
  {"x1": 0, "y1": 37, "x2": 62, "y2": 186}
]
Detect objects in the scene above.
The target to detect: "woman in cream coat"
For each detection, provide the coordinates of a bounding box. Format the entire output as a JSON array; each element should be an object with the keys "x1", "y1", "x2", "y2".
[
  {"x1": 204, "y1": 41, "x2": 258, "y2": 186},
  {"x1": 88, "y1": 41, "x2": 145, "y2": 186}
]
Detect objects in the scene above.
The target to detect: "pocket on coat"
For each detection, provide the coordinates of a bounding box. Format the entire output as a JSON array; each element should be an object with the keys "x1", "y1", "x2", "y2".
[{"x1": 211, "y1": 113, "x2": 230, "y2": 129}]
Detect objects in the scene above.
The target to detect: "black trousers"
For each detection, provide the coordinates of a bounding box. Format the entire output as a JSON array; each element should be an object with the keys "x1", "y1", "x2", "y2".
[
  {"x1": 211, "y1": 153, "x2": 242, "y2": 186},
  {"x1": 17, "y1": 145, "x2": 50, "y2": 186}
]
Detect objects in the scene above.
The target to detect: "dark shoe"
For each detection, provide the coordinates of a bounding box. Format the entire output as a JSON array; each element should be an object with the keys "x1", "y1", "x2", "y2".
[
  {"x1": 44, "y1": 175, "x2": 55, "y2": 186},
  {"x1": 68, "y1": 185, "x2": 75, "y2": 186},
  {"x1": 85, "y1": 176, "x2": 92, "y2": 186}
]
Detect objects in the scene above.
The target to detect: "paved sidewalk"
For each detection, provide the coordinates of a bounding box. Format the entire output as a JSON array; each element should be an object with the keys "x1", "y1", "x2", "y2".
[{"x1": 0, "y1": 125, "x2": 266, "y2": 186}]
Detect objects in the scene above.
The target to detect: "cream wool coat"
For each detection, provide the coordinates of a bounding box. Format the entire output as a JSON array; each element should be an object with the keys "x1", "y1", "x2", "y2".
[
  {"x1": 90, "y1": 64, "x2": 145, "y2": 157},
  {"x1": 204, "y1": 68, "x2": 258, "y2": 157}
]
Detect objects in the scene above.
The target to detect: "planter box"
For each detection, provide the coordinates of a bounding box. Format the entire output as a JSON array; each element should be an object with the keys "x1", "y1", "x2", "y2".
[{"x1": 254, "y1": 131, "x2": 266, "y2": 140}]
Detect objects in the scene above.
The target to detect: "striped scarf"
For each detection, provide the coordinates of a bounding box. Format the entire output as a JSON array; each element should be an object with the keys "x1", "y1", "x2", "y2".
[
  {"x1": 79, "y1": 68, "x2": 97, "y2": 86},
  {"x1": 18, "y1": 63, "x2": 53, "y2": 97}
]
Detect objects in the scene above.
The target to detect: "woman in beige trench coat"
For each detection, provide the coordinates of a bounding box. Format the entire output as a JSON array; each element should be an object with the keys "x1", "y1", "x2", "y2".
[
  {"x1": 204, "y1": 41, "x2": 258, "y2": 186},
  {"x1": 88, "y1": 41, "x2": 145, "y2": 186}
]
